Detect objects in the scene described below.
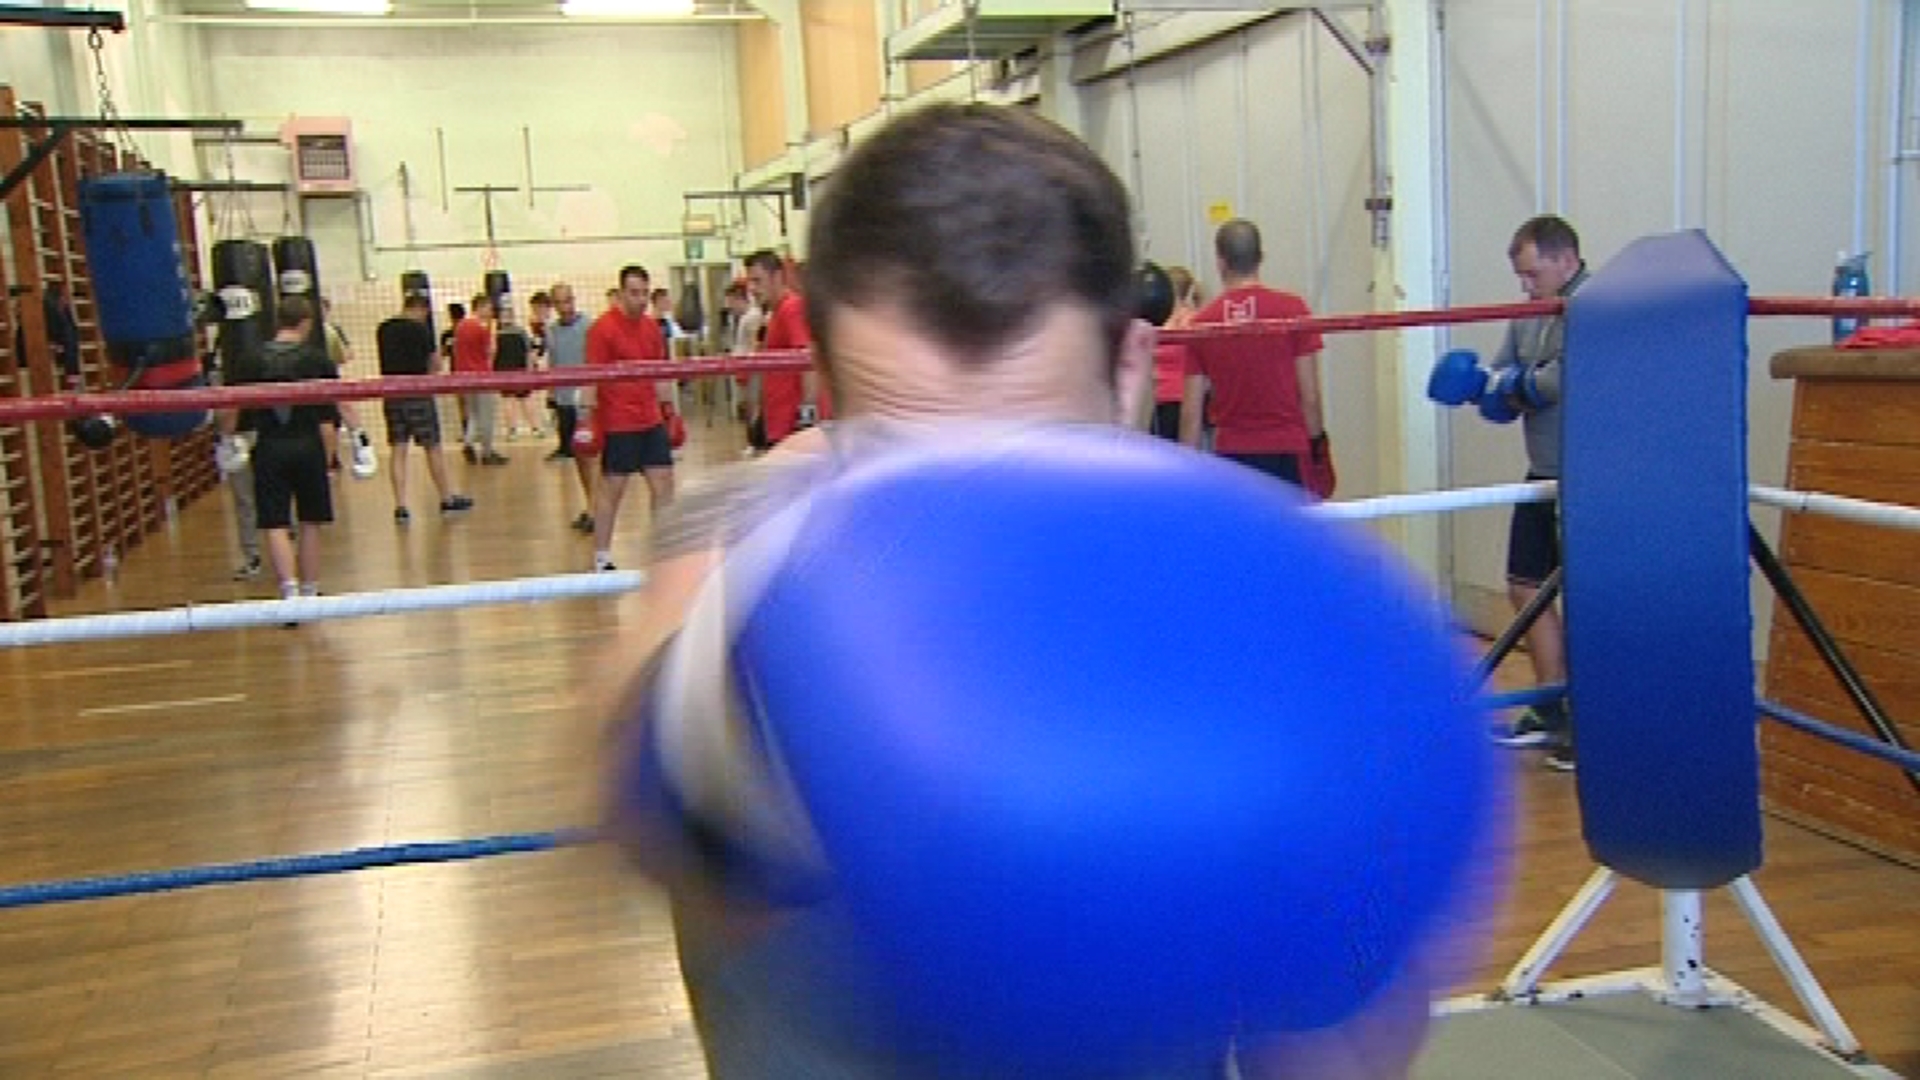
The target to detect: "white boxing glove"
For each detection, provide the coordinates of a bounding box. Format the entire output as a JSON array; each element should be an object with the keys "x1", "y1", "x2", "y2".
[{"x1": 214, "y1": 434, "x2": 250, "y2": 476}]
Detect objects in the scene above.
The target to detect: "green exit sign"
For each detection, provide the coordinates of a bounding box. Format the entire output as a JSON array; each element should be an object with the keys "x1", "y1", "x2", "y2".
[{"x1": 684, "y1": 239, "x2": 704, "y2": 262}]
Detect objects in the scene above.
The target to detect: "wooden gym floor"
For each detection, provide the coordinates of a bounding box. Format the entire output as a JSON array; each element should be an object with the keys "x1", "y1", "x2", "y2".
[{"x1": 0, "y1": 402, "x2": 1915, "y2": 1078}]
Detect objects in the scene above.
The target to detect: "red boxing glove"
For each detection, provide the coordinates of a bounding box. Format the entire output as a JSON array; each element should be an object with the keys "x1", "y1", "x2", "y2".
[
  {"x1": 1304, "y1": 433, "x2": 1336, "y2": 500},
  {"x1": 662, "y1": 401, "x2": 688, "y2": 449},
  {"x1": 573, "y1": 418, "x2": 603, "y2": 458}
]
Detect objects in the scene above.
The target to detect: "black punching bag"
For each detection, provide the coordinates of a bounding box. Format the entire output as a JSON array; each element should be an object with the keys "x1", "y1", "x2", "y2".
[
  {"x1": 272, "y1": 235, "x2": 326, "y2": 351},
  {"x1": 401, "y1": 269, "x2": 433, "y2": 338},
  {"x1": 676, "y1": 283, "x2": 705, "y2": 335},
  {"x1": 213, "y1": 239, "x2": 276, "y2": 383},
  {"x1": 483, "y1": 269, "x2": 512, "y2": 320}
]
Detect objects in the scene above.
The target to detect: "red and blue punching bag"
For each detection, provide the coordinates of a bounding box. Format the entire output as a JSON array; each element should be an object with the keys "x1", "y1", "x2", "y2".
[{"x1": 77, "y1": 171, "x2": 208, "y2": 439}]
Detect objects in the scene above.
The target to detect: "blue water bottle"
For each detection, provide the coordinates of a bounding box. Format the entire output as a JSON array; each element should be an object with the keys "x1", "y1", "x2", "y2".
[{"x1": 1833, "y1": 251, "x2": 1871, "y2": 344}]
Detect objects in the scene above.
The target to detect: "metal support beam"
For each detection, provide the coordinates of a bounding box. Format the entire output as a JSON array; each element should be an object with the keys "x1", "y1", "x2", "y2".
[
  {"x1": 0, "y1": 5, "x2": 126, "y2": 31},
  {"x1": 0, "y1": 118, "x2": 240, "y2": 202},
  {"x1": 684, "y1": 188, "x2": 791, "y2": 243},
  {"x1": 0, "y1": 118, "x2": 242, "y2": 130},
  {"x1": 1472, "y1": 567, "x2": 1563, "y2": 686},
  {"x1": 171, "y1": 180, "x2": 291, "y2": 193},
  {"x1": 1749, "y1": 522, "x2": 1920, "y2": 795}
]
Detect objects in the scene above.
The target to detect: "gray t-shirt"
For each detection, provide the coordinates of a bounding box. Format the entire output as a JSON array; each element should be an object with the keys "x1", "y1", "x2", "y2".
[
  {"x1": 1490, "y1": 265, "x2": 1588, "y2": 478},
  {"x1": 545, "y1": 314, "x2": 591, "y2": 406}
]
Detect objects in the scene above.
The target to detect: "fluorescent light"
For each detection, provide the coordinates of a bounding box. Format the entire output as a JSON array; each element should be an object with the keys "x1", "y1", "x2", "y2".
[
  {"x1": 244, "y1": 0, "x2": 391, "y2": 13},
  {"x1": 560, "y1": 0, "x2": 695, "y2": 17}
]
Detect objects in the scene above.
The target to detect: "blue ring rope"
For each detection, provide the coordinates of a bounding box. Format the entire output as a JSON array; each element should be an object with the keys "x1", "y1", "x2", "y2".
[
  {"x1": 0, "y1": 828, "x2": 597, "y2": 911},
  {"x1": 1757, "y1": 698, "x2": 1920, "y2": 775},
  {"x1": 29, "y1": 686, "x2": 1916, "y2": 914}
]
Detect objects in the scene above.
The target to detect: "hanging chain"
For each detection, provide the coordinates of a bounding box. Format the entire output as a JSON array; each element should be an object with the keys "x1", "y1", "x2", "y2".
[
  {"x1": 1121, "y1": 5, "x2": 1148, "y2": 258},
  {"x1": 86, "y1": 27, "x2": 140, "y2": 162},
  {"x1": 217, "y1": 128, "x2": 257, "y2": 237}
]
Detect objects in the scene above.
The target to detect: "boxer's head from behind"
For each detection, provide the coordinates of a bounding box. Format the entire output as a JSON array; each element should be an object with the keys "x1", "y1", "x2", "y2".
[{"x1": 805, "y1": 103, "x2": 1152, "y2": 426}]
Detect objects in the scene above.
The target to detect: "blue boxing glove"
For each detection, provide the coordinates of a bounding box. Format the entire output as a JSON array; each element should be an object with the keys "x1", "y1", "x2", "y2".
[
  {"x1": 1478, "y1": 368, "x2": 1523, "y2": 424},
  {"x1": 1426, "y1": 349, "x2": 1489, "y2": 406}
]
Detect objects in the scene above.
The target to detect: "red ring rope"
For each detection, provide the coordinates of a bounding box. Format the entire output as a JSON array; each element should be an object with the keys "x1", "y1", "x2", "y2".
[{"x1": 1, "y1": 295, "x2": 1914, "y2": 424}]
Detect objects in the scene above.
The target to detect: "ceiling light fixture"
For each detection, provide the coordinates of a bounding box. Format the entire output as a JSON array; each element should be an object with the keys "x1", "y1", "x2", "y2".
[
  {"x1": 243, "y1": 0, "x2": 392, "y2": 14},
  {"x1": 559, "y1": 0, "x2": 696, "y2": 18}
]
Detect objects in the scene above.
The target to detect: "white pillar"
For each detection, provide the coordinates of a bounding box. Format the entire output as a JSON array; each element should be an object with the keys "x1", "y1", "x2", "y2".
[
  {"x1": 1035, "y1": 36, "x2": 1083, "y2": 135},
  {"x1": 1379, "y1": 0, "x2": 1444, "y2": 579}
]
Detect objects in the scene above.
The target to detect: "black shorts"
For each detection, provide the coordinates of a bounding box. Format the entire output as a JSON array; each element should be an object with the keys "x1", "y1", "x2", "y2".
[
  {"x1": 1221, "y1": 452, "x2": 1303, "y2": 488},
  {"x1": 1507, "y1": 473, "x2": 1561, "y2": 586},
  {"x1": 383, "y1": 397, "x2": 441, "y2": 446},
  {"x1": 252, "y1": 435, "x2": 333, "y2": 530},
  {"x1": 1150, "y1": 401, "x2": 1181, "y2": 441},
  {"x1": 602, "y1": 424, "x2": 674, "y2": 476}
]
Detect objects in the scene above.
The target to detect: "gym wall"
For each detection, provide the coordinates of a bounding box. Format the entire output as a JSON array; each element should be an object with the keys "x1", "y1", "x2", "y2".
[
  {"x1": 0, "y1": 29, "x2": 84, "y2": 119},
  {"x1": 1441, "y1": 0, "x2": 1915, "y2": 657},
  {"x1": 1079, "y1": 11, "x2": 1381, "y2": 507},
  {"x1": 192, "y1": 23, "x2": 741, "y2": 289}
]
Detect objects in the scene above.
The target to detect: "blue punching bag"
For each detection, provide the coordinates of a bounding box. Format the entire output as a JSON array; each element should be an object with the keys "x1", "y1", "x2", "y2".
[
  {"x1": 1561, "y1": 231, "x2": 1761, "y2": 889},
  {"x1": 711, "y1": 426, "x2": 1508, "y2": 1075},
  {"x1": 77, "y1": 171, "x2": 208, "y2": 438}
]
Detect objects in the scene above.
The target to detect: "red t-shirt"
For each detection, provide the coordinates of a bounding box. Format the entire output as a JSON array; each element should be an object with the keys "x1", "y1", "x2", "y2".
[
  {"x1": 585, "y1": 309, "x2": 666, "y2": 433},
  {"x1": 1185, "y1": 286, "x2": 1322, "y2": 455},
  {"x1": 1153, "y1": 342, "x2": 1190, "y2": 404},
  {"x1": 452, "y1": 317, "x2": 493, "y2": 374},
  {"x1": 761, "y1": 291, "x2": 815, "y2": 443}
]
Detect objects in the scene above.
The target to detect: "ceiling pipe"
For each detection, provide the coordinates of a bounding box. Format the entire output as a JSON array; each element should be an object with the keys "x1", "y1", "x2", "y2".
[{"x1": 151, "y1": 9, "x2": 762, "y2": 26}]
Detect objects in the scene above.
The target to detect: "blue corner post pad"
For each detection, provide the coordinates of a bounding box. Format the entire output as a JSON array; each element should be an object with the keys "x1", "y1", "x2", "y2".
[{"x1": 1561, "y1": 230, "x2": 1762, "y2": 890}]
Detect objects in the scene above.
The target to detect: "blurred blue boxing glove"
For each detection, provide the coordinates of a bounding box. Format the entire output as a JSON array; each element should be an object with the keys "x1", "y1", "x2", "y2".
[
  {"x1": 1426, "y1": 349, "x2": 1489, "y2": 406},
  {"x1": 1478, "y1": 368, "x2": 1523, "y2": 424}
]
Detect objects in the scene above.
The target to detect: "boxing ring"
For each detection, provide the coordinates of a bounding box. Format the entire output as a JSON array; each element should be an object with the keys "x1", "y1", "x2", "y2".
[{"x1": 3, "y1": 231, "x2": 1919, "y2": 1078}]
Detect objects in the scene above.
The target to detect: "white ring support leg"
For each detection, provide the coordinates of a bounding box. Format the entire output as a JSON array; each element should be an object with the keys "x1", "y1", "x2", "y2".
[
  {"x1": 1498, "y1": 866, "x2": 1617, "y2": 1000},
  {"x1": 1659, "y1": 889, "x2": 1708, "y2": 1007},
  {"x1": 1728, "y1": 875, "x2": 1863, "y2": 1057}
]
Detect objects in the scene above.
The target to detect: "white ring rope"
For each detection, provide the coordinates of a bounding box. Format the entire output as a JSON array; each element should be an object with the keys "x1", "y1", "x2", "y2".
[
  {"x1": 1307, "y1": 480, "x2": 1559, "y2": 522},
  {"x1": 1748, "y1": 484, "x2": 1920, "y2": 534},
  {"x1": 12, "y1": 483, "x2": 1916, "y2": 649},
  {"x1": 0, "y1": 571, "x2": 645, "y2": 648}
]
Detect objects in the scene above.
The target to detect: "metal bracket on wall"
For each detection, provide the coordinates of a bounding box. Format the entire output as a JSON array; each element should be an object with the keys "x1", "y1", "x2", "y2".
[
  {"x1": 0, "y1": 117, "x2": 241, "y2": 201},
  {"x1": 683, "y1": 188, "x2": 792, "y2": 243}
]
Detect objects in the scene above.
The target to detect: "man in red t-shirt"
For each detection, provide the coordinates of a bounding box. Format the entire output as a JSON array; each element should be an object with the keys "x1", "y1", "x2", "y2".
[
  {"x1": 581, "y1": 264, "x2": 672, "y2": 571},
  {"x1": 452, "y1": 293, "x2": 507, "y2": 465},
  {"x1": 745, "y1": 249, "x2": 828, "y2": 446},
  {"x1": 1180, "y1": 219, "x2": 1326, "y2": 492}
]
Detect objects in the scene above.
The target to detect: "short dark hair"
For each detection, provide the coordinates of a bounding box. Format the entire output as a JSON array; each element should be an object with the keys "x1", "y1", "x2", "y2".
[
  {"x1": 529, "y1": 291, "x2": 552, "y2": 307},
  {"x1": 619, "y1": 264, "x2": 649, "y2": 289},
  {"x1": 277, "y1": 294, "x2": 314, "y2": 330},
  {"x1": 804, "y1": 103, "x2": 1135, "y2": 367},
  {"x1": 743, "y1": 249, "x2": 785, "y2": 276},
  {"x1": 402, "y1": 294, "x2": 431, "y2": 312},
  {"x1": 1215, "y1": 219, "x2": 1263, "y2": 277},
  {"x1": 470, "y1": 293, "x2": 490, "y2": 310},
  {"x1": 448, "y1": 302, "x2": 466, "y2": 320},
  {"x1": 1510, "y1": 215, "x2": 1580, "y2": 259}
]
